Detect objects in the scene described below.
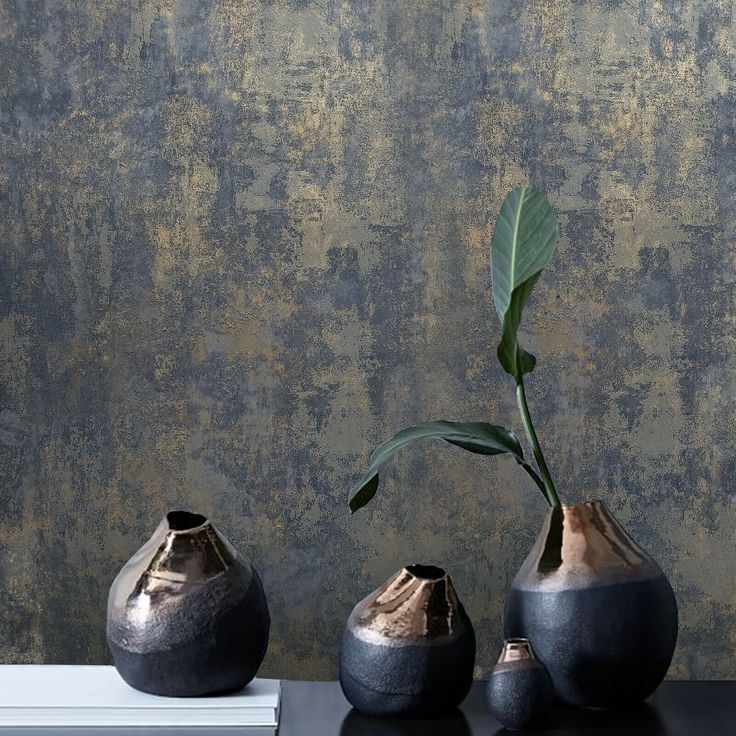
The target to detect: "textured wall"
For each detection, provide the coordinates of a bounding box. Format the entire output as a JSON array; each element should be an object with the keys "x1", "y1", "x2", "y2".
[{"x1": 1, "y1": 0, "x2": 735, "y2": 680}]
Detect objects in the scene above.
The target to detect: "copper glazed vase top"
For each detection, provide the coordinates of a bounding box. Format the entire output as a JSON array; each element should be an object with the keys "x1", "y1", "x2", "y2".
[
  {"x1": 496, "y1": 638, "x2": 537, "y2": 666},
  {"x1": 514, "y1": 500, "x2": 664, "y2": 592},
  {"x1": 348, "y1": 564, "x2": 463, "y2": 646},
  {"x1": 108, "y1": 511, "x2": 255, "y2": 655}
]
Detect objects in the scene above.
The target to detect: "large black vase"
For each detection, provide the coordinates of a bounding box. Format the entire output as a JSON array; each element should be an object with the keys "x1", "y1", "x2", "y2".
[
  {"x1": 339, "y1": 564, "x2": 476, "y2": 716},
  {"x1": 107, "y1": 511, "x2": 270, "y2": 696},
  {"x1": 504, "y1": 500, "x2": 678, "y2": 707}
]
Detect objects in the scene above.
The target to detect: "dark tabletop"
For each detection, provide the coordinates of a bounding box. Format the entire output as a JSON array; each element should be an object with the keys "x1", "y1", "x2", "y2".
[{"x1": 279, "y1": 680, "x2": 735, "y2": 735}]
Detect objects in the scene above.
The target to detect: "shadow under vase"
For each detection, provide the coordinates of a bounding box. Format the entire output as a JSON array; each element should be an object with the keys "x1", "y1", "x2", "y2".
[{"x1": 340, "y1": 707, "x2": 471, "y2": 736}]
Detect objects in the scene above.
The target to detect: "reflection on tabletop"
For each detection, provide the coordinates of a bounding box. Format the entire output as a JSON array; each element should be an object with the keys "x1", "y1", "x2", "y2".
[
  {"x1": 528, "y1": 702, "x2": 668, "y2": 735},
  {"x1": 278, "y1": 680, "x2": 735, "y2": 736},
  {"x1": 340, "y1": 708, "x2": 471, "y2": 736},
  {"x1": 337, "y1": 702, "x2": 667, "y2": 736}
]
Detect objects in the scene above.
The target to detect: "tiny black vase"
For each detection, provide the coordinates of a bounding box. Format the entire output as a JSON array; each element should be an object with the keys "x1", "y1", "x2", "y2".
[
  {"x1": 339, "y1": 564, "x2": 475, "y2": 716},
  {"x1": 486, "y1": 638, "x2": 553, "y2": 731},
  {"x1": 107, "y1": 511, "x2": 270, "y2": 696}
]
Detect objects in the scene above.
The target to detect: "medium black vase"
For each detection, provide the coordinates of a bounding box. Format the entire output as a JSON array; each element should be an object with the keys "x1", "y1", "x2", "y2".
[
  {"x1": 339, "y1": 564, "x2": 475, "y2": 716},
  {"x1": 107, "y1": 511, "x2": 270, "y2": 696},
  {"x1": 504, "y1": 500, "x2": 677, "y2": 707},
  {"x1": 486, "y1": 638, "x2": 553, "y2": 730}
]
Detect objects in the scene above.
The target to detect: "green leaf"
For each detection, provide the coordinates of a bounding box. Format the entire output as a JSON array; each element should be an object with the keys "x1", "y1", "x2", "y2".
[
  {"x1": 348, "y1": 421, "x2": 526, "y2": 513},
  {"x1": 491, "y1": 187, "x2": 559, "y2": 381}
]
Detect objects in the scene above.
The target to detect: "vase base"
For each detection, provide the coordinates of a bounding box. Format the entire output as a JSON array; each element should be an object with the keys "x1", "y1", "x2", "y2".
[
  {"x1": 505, "y1": 574, "x2": 677, "y2": 707},
  {"x1": 339, "y1": 669, "x2": 467, "y2": 717}
]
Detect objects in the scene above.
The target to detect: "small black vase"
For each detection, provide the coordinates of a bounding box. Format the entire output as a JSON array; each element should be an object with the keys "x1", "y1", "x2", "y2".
[
  {"x1": 504, "y1": 500, "x2": 677, "y2": 707},
  {"x1": 107, "y1": 511, "x2": 270, "y2": 696},
  {"x1": 486, "y1": 638, "x2": 553, "y2": 730},
  {"x1": 339, "y1": 564, "x2": 475, "y2": 716}
]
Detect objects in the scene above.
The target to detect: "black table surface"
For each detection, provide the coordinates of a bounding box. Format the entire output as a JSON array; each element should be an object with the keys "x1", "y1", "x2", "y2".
[{"x1": 279, "y1": 680, "x2": 735, "y2": 735}]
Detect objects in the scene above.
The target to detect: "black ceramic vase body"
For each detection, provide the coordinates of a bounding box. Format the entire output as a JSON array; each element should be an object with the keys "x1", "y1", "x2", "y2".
[
  {"x1": 504, "y1": 500, "x2": 677, "y2": 707},
  {"x1": 339, "y1": 565, "x2": 475, "y2": 716},
  {"x1": 107, "y1": 511, "x2": 270, "y2": 696},
  {"x1": 486, "y1": 638, "x2": 553, "y2": 731}
]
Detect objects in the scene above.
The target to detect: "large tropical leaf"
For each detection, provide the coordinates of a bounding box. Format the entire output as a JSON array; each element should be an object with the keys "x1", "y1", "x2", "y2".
[
  {"x1": 491, "y1": 187, "x2": 559, "y2": 381},
  {"x1": 348, "y1": 421, "x2": 528, "y2": 513}
]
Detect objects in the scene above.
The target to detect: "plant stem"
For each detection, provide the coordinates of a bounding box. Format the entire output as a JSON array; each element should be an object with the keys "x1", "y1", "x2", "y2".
[
  {"x1": 516, "y1": 378, "x2": 561, "y2": 507},
  {"x1": 520, "y1": 461, "x2": 548, "y2": 499}
]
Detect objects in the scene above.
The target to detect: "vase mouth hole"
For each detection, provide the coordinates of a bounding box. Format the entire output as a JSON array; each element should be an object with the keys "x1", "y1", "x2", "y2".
[
  {"x1": 166, "y1": 510, "x2": 208, "y2": 532},
  {"x1": 405, "y1": 564, "x2": 446, "y2": 581},
  {"x1": 560, "y1": 499, "x2": 604, "y2": 509}
]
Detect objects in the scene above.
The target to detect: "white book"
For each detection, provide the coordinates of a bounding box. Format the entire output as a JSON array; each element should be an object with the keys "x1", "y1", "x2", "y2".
[{"x1": 0, "y1": 666, "x2": 279, "y2": 730}]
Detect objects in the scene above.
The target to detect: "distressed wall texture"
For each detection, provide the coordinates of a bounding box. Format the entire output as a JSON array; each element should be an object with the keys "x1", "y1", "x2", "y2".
[{"x1": 1, "y1": 0, "x2": 735, "y2": 679}]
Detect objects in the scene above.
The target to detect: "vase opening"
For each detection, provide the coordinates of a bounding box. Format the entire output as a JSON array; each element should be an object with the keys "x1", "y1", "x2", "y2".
[
  {"x1": 166, "y1": 511, "x2": 208, "y2": 531},
  {"x1": 405, "y1": 564, "x2": 446, "y2": 581},
  {"x1": 560, "y1": 499, "x2": 604, "y2": 509}
]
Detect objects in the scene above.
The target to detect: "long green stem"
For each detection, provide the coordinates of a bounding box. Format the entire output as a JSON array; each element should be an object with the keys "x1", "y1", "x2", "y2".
[
  {"x1": 516, "y1": 378, "x2": 561, "y2": 507},
  {"x1": 519, "y1": 461, "x2": 548, "y2": 499}
]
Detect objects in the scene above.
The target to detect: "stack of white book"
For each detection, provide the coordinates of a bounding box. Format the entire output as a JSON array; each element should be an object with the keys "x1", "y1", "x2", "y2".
[{"x1": 0, "y1": 665, "x2": 280, "y2": 732}]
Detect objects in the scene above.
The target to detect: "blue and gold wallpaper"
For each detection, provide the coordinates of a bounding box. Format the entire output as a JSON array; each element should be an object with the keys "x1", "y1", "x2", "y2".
[{"x1": 1, "y1": 1, "x2": 734, "y2": 678}]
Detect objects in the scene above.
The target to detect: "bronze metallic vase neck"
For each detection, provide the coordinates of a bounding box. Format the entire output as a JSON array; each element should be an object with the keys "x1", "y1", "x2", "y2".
[
  {"x1": 514, "y1": 499, "x2": 663, "y2": 591},
  {"x1": 349, "y1": 564, "x2": 467, "y2": 645},
  {"x1": 118, "y1": 511, "x2": 241, "y2": 594},
  {"x1": 497, "y1": 638, "x2": 537, "y2": 665}
]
